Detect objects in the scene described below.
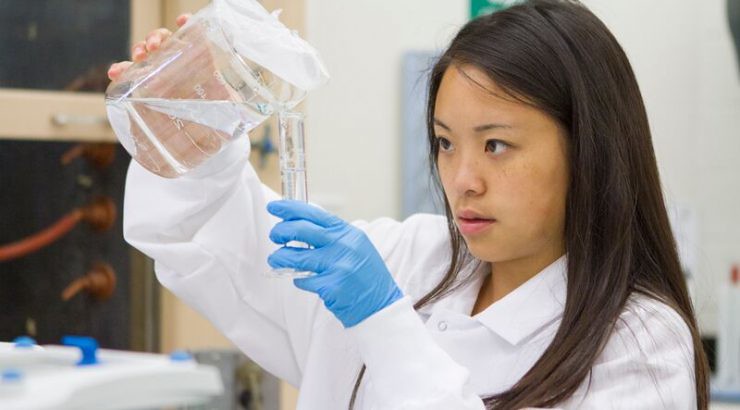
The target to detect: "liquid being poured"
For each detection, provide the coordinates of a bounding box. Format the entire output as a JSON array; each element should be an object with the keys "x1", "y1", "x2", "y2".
[{"x1": 106, "y1": 97, "x2": 273, "y2": 178}]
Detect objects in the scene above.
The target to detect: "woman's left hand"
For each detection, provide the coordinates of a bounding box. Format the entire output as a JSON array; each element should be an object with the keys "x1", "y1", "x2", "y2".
[{"x1": 267, "y1": 200, "x2": 403, "y2": 328}]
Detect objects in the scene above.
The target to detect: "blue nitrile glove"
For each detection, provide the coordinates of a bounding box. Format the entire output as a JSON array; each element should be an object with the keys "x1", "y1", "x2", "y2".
[{"x1": 267, "y1": 200, "x2": 403, "y2": 328}]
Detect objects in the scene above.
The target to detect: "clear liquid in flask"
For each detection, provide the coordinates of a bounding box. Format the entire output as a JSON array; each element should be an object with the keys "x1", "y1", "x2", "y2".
[{"x1": 106, "y1": 97, "x2": 272, "y2": 178}]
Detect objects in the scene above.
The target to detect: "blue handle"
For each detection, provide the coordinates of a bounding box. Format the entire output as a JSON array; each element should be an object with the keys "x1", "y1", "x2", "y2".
[
  {"x1": 1, "y1": 368, "x2": 23, "y2": 383},
  {"x1": 61, "y1": 335, "x2": 99, "y2": 366},
  {"x1": 169, "y1": 350, "x2": 193, "y2": 362},
  {"x1": 13, "y1": 336, "x2": 36, "y2": 349}
]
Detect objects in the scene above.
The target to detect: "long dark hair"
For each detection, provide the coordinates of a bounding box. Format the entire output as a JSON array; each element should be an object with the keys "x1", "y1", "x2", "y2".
[{"x1": 350, "y1": 1, "x2": 709, "y2": 408}]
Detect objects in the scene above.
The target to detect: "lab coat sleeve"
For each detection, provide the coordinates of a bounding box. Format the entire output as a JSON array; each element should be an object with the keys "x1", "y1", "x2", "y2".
[
  {"x1": 566, "y1": 296, "x2": 696, "y2": 409},
  {"x1": 347, "y1": 296, "x2": 485, "y2": 409},
  {"x1": 123, "y1": 137, "x2": 320, "y2": 387},
  {"x1": 336, "y1": 214, "x2": 483, "y2": 409}
]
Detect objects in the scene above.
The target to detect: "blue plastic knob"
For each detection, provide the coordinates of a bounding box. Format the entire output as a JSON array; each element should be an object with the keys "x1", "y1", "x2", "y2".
[
  {"x1": 1, "y1": 368, "x2": 23, "y2": 383},
  {"x1": 13, "y1": 336, "x2": 36, "y2": 349},
  {"x1": 61, "y1": 335, "x2": 99, "y2": 366},
  {"x1": 169, "y1": 350, "x2": 193, "y2": 362}
]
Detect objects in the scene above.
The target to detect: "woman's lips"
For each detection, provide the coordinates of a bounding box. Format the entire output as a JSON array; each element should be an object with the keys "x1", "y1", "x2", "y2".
[{"x1": 457, "y1": 217, "x2": 496, "y2": 235}]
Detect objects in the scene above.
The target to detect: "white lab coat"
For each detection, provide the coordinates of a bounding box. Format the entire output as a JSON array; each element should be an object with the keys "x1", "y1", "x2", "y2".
[{"x1": 123, "y1": 136, "x2": 697, "y2": 409}]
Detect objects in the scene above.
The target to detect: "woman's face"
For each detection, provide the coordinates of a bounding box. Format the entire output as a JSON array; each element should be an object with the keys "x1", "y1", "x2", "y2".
[{"x1": 434, "y1": 64, "x2": 569, "y2": 266}]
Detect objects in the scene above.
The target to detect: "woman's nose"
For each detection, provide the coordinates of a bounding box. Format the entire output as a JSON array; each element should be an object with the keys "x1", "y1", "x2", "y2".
[{"x1": 452, "y1": 160, "x2": 486, "y2": 197}]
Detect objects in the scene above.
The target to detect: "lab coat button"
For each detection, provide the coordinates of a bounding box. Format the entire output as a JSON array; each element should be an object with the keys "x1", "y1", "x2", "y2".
[{"x1": 437, "y1": 320, "x2": 448, "y2": 331}]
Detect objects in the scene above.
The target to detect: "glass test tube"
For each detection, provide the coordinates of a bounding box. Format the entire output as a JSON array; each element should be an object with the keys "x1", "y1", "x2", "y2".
[
  {"x1": 278, "y1": 111, "x2": 308, "y2": 202},
  {"x1": 270, "y1": 111, "x2": 312, "y2": 278}
]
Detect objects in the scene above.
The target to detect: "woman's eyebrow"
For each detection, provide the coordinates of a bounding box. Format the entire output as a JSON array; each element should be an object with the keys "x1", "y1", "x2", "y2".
[
  {"x1": 473, "y1": 123, "x2": 512, "y2": 133},
  {"x1": 433, "y1": 118, "x2": 451, "y2": 130},
  {"x1": 434, "y1": 118, "x2": 512, "y2": 133}
]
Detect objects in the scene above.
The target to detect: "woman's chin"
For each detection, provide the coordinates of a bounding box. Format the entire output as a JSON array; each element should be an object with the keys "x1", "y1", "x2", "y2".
[{"x1": 465, "y1": 240, "x2": 509, "y2": 264}]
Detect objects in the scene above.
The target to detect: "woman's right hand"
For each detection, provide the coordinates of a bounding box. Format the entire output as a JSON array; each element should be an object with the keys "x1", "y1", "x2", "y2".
[{"x1": 107, "y1": 13, "x2": 191, "y2": 81}]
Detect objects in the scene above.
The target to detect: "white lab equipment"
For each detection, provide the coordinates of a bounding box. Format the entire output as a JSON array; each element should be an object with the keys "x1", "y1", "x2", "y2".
[
  {"x1": 0, "y1": 336, "x2": 222, "y2": 410},
  {"x1": 717, "y1": 266, "x2": 740, "y2": 391},
  {"x1": 104, "y1": 0, "x2": 328, "y2": 179}
]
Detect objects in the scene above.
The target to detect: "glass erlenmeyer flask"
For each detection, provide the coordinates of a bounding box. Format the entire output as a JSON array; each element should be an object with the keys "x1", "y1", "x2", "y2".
[{"x1": 105, "y1": 0, "x2": 328, "y2": 178}]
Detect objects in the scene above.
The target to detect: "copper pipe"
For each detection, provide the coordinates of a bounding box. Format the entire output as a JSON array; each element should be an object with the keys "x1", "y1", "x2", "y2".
[
  {"x1": 0, "y1": 197, "x2": 117, "y2": 262},
  {"x1": 61, "y1": 262, "x2": 116, "y2": 301},
  {"x1": 61, "y1": 143, "x2": 116, "y2": 169},
  {"x1": 81, "y1": 197, "x2": 117, "y2": 232},
  {"x1": 60, "y1": 144, "x2": 86, "y2": 165}
]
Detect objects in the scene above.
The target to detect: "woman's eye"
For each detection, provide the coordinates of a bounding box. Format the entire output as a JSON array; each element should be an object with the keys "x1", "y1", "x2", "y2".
[
  {"x1": 485, "y1": 139, "x2": 509, "y2": 155},
  {"x1": 437, "y1": 137, "x2": 453, "y2": 152}
]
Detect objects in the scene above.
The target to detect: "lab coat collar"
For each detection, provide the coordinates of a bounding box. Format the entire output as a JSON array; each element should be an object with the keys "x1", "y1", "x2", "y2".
[
  {"x1": 417, "y1": 255, "x2": 568, "y2": 347},
  {"x1": 474, "y1": 255, "x2": 568, "y2": 346}
]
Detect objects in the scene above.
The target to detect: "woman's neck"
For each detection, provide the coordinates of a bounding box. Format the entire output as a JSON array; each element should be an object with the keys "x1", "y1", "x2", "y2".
[{"x1": 472, "y1": 250, "x2": 565, "y2": 316}]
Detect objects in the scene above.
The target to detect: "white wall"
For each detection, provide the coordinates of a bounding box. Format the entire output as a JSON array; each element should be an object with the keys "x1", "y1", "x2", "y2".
[
  {"x1": 304, "y1": 0, "x2": 468, "y2": 220},
  {"x1": 581, "y1": 0, "x2": 740, "y2": 334},
  {"x1": 304, "y1": 0, "x2": 740, "y2": 334}
]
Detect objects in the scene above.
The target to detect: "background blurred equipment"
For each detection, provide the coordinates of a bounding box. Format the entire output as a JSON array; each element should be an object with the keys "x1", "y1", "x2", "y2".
[
  {"x1": 60, "y1": 262, "x2": 117, "y2": 302},
  {"x1": 0, "y1": 0, "x2": 166, "y2": 355},
  {"x1": 0, "y1": 1, "x2": 297, "y2": 406},
  {"x1": 193, "y1": 349, "x2": 281, "y2": 410},
  {"x1": 0, "y1": 337, "x2": 223, "y2": 410},
  {"x1": 470, "y1": 0, "x2": 519, "y2": 19},
  {"x1": 0, "y1": 197, "x2": 116, "y2": 262},
  {"x1": 0, "y1": 141, "x2": 148, "y2": 352},
  {"x1": 716, "y1": 265, "x2": 740, "y2": 391},
  {"x1": 60, "y1": 143, "x2": 117, "y2": 169},
  {"x1": 401, "y1": 51, "x2": 444, "y2": 219}
]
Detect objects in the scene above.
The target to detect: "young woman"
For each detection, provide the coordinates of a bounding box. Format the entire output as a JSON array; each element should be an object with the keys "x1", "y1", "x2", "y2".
[{"x1": 111, "y1": 0, "x2": 709, "y2": 408}]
